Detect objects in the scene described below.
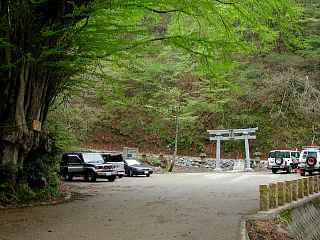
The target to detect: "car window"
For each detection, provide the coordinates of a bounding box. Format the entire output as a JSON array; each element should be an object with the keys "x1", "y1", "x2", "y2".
[
  {"x1": 103, "y1": 154, "x2": 123, "y2": 162},
  {"x1": 126, "y1": 159, "x2": 141, "y2": 166},
  {"x1": 67, "y1": 155, "x2": 82, "y2": 165},
  {"x1": 274, "y1": 151, "x2": 290, "y2": 158},
  {"x1": 291, "y1": 152, "x2": 300, "y2": 158},
  {"x1": 82, "y1": 153, "x2": 104, "y2": 164},
  {"x1": 268, "y1": 152, "x2": 275, "y2": 158},
  {"x1": 307, "y1": 152, "x2": 317, "y2": 158},
  {"x1": 302, "y1": 151, "x2": 308, "y2": 159}
]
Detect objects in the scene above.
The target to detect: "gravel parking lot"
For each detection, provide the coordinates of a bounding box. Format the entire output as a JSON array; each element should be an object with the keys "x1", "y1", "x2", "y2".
[{"x1": 0, "y1": 172, "x2": 301, "y2": 240}]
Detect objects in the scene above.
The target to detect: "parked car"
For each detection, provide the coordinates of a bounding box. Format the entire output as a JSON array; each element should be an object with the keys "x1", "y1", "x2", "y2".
[
  {"x1": 100, "y1": 151, "x2": 125, "y2": 178},
  {"x1": 124, "y1": 159, "x2": 153, "y2": 177},
  {"x1": 267, "y1": 150, "x2": 300, "y2": 174},
  {"x1": 60, "y1": 152, "x2": 118, "y2": 182},
  {"x1": 298, "y1": 146, "x2": 320, "y2": 176}
]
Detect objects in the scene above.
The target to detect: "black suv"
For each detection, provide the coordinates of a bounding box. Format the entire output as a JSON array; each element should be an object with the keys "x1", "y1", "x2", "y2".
[{"x1": 60, "y1": 152, "x2": 118, "y2": 182}]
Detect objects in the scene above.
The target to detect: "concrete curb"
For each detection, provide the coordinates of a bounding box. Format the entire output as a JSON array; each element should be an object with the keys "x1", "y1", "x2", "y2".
[
  {"x1": 240, "y1": 218, "x2": 250, "y2": 240},
  {"x1": 240, "y1": 192, "x2": 320, "y2": 240}
]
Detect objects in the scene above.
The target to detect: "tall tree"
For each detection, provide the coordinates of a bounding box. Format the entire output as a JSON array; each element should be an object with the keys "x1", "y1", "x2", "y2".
[{"x1": 0, "y1": 0, "x2": 90, "y2": 167}]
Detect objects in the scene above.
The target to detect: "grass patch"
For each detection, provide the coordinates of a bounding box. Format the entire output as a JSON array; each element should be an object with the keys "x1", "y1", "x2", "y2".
[{"x1": 279, "y1": 209, "x2": 292, "y2": 223}]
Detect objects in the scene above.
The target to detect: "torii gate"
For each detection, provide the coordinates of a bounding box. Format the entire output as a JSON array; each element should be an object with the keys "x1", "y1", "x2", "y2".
[{"x1": 207, "y1": 128, "x2": 258, "y2": 171}]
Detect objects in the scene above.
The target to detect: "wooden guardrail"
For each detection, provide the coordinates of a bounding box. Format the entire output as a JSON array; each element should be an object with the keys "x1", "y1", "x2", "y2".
[{"x1": 259, "y1": 175, "x2": 320, "y2": 211}]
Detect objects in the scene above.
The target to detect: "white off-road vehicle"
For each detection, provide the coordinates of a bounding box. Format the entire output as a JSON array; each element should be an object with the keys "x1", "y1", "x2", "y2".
[
  {"x1": 267, "y1": 150, "x2": 300, "y2": 174},
  {"x1": 298, "y1": 146, "x2": 320, "y2": 176}
]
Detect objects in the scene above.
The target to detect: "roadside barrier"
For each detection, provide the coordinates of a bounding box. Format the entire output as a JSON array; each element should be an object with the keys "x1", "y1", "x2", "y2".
[
  {"x1": 277, "y1": 182, "x2": 285, "y2": 206},
  {"x1": 259, "y1": 175, "x2": 320, "y2": 211}
]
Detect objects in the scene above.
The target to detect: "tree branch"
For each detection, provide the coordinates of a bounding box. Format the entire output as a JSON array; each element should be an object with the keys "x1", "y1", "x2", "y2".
[
  {"x1": 143, "y1": 6, "x2": 185, "y2": 14},
  {"x1": 214, "y1": 0, "x2": 236, "y2": 4}
]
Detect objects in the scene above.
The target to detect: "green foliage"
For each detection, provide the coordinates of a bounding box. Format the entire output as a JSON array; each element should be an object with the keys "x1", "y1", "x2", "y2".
[
  {"x1": 0, "y1": 148, "x2": 61, "y2": 205},
  {"x1": 0, "y1": 162, "x2": 17, "y2": 203},
  {"x1": 46, "y1": 0, "x2": 306, "y2": 156},
  {"x1": 279, "y1": 209, "x2": 292, "y2": 223}
]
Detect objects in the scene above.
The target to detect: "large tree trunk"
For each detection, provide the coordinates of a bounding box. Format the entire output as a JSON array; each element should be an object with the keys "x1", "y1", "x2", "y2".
[
  {"x1": 0, "y1": 0, "x2": 89, "y2": 177},
  {"x1": 0, "y1": 61, "x2": 51, "y2": 169}
]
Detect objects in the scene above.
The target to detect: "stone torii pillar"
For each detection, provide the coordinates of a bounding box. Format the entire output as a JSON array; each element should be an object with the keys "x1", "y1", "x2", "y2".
[
  {"x1": 244, "y1": 132, "x2": 252, "y2": 171},
  {"x1": 215, "y1": 135, "x2": 222, "y2": 171}
]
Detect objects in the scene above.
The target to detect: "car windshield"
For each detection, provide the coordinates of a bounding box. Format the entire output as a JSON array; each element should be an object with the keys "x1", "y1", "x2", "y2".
[
  {"x1": 102, "y1": 154, "x2": 123, "y2": 162},
  {"x1": 268, "y1": 152, "x2": 276, "y2": 158},
  {"x1": 291, "y1": 152, "x2": 300, "y2": 158},
  {"x1": 82, "y1": 153, "x2": 104, "y2": 164},
  {"x1": 307, "y1": 152, "x2": 317, "y2": 158},
  {"x1": 126, "y1": 159, "x2": 141, "y2": 166},
  {"x1": 269, "y1": 151, "x2": 290, "y2": 158},
  {"x1": 277, "y1": 152, "x2": 290, "y2": 158}
]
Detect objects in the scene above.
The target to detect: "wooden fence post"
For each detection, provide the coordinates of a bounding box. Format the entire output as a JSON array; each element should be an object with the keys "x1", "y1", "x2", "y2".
[
  {"x1": 260, "y1": 184, "x2": 270, "y2": 211},
  {"x1": 285, "y1": 181, "x2": 292, "y2": 203},
  {"x1": 309, "y1": 176, "x2": 314, "y2": 195},
  {"x1": 269, "y1": 183, "x2": 278, "y2": 208},
  {"x1": 277, "y1": 182, "x2": 285, "y2": 206},
  {"x1": 303, "y1": 177, "x2": 309, "y2": 197},
  {"x1": 292, "y1": 180, "x2": 298, "y2": 201},
  {"x1": 298, "y1": 179, "x2": 304, "y2": 199},
  {"x1": 311, "y1": 176, "x2": 317, "y2": 193}
]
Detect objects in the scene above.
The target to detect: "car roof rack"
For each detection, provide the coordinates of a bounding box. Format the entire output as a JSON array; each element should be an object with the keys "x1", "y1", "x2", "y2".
[
  {"x1": 302, "y1": 146, "x2": 320, "y2": 150},
  {"x1": 269, "y1": 149, "x2": 297, "y2": 152}
]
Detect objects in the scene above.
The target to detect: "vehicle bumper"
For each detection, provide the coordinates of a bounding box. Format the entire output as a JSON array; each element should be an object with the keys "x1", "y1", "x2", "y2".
[
  {"x1": 96, "y1": 171, "x2": 118, "y2": 177},
  {"x1": 117, "y1": 171, "x2": 125, "y2": 176},
  {"x1": 133, "y1": 170, "x2": 153, "y2": 175},
  {"x1": 270, "y1": 165, "x2": 288, "y2": 170},
  {"x1": 299, "y1": 166, "x2": 317, "y2": 171}
]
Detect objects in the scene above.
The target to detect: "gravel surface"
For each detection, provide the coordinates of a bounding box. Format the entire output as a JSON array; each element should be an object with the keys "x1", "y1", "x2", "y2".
[{"x1": 0, "y1": 172, "x2": 301, "y2": 240}]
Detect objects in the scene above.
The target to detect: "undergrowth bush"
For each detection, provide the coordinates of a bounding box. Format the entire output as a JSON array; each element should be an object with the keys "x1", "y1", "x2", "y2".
[{"x1": 0, "y1": 147, "x2": 62, "y2": 205}]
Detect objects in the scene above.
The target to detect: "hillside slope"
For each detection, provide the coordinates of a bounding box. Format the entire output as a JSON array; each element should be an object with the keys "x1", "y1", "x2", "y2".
[{"x1": 47, "y1": 1, "x2": 320, "y2": 157}]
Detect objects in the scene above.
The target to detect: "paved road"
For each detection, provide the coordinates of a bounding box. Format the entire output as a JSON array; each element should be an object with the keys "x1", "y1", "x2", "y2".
[{"x1": 0, "y1": 172, "x2": 301, "y2": 240}]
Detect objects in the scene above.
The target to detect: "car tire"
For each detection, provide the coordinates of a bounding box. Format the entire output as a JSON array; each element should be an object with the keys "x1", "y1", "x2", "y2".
[
  {"x1": 64, "y1": 173, "x2": 73, "y2": 181},
  {"x1": 275, "y1": 158, "x2": 283, "y2": 165},
  {"x1": 272, "y1": 169, "x2": 278, "y2": 174},
  {"x1": 308, "y1": 171, "x2": 313, "y2": 176},
  {"x1": 118, "y1": 175, "x2": 123, "y2": 179},
  {"x1": 85, "y1": 171, "x2": 96, "y2": 182},
  {"x1": 107, "y1": 176, "x2": 116, "y2": 182},
  {"x1": 286, "y1": 166, "x2": 292, "y2": 174},
  {"x1": 146, "y1": 173, "x2": 150, "y2": 177},
  {"x1": 307, "y1": 156, "x2": 317, "y2": 167},
  {"x1": 300, "y1": 170, "x2": 305, "y2": 176}
]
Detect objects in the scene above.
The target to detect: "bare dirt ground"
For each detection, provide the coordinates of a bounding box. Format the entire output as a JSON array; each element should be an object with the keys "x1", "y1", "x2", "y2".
[{"x1": 0, "y1": 172, "x2": 301, "y2": 240}]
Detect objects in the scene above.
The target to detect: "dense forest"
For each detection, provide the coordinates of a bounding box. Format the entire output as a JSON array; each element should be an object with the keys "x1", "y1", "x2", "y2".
[
  {"x1": 49, "y1": 1, "x2": 320, "y2": 157},
  {"x1": 0, "y1": 0, "x2": 319, "y2": 202}
]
